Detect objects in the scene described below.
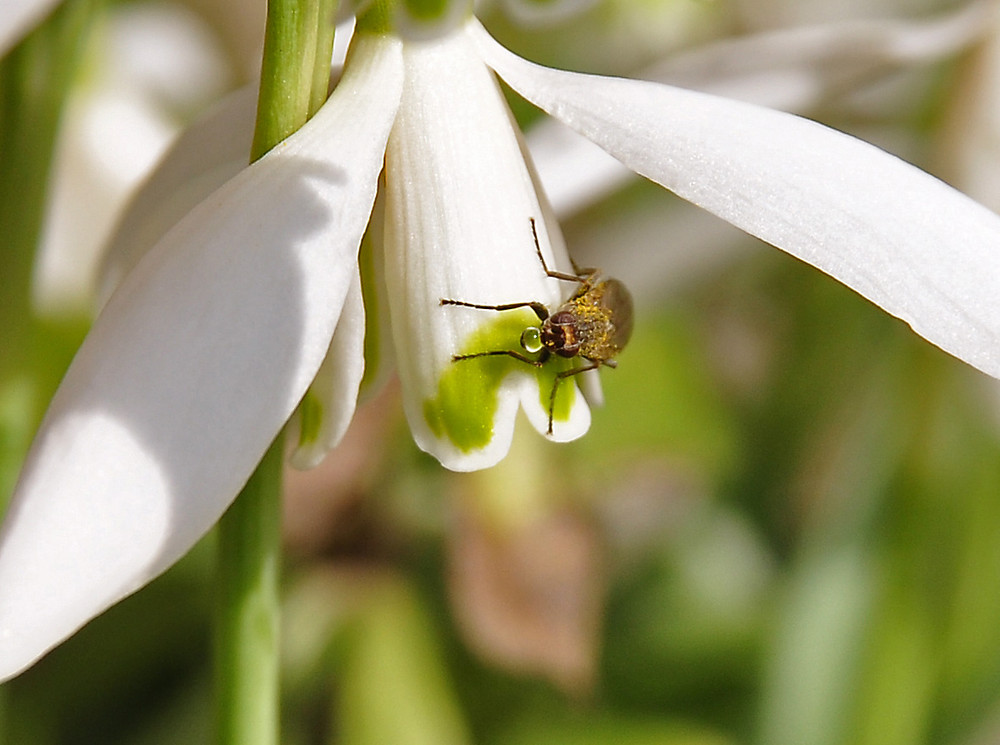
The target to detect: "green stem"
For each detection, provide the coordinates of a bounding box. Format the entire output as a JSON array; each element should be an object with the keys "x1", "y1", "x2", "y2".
[
  {"x1": 309, "y1": 0, "x2": 338, "y2": 116},
  {"x1": 251, "y1": 0, "x2": 337, "y2": 161},
  {"x1": 216, "y1": 0, "x2": 336, "y2": 741},
  {"x1": 215, "y1": 435, "x2": 285, "y2": 745}
]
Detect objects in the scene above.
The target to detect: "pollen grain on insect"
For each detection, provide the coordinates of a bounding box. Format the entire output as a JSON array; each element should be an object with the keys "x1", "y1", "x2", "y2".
[{"x1": 440, "y1": 217, "x2": 634, "y2": 435}]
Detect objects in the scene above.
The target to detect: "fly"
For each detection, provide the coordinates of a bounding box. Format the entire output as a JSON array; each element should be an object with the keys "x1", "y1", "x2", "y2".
[{"x1": 440, "y1": 217, "x2": 634, "y2": 435}]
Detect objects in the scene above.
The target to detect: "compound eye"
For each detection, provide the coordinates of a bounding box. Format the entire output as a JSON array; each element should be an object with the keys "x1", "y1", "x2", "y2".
[{"x1": 520, "y1": 327, "x2": 543, "y2": 353}]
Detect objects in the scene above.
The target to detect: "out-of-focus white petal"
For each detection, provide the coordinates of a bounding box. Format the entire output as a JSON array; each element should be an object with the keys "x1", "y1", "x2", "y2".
[
  {"x1": 526, "y1": 122, "x2": 633, "y2": 220},
  {"x1": 383, "y1": 28, "x2": 589, "y2": 472},
  {"x1": 37, "y1": 86, "x2": 179, "y2": 315},
  {"x1": 945, "y1": 5, "x2": 1000, "y2": 213},
  {"x1": 0, "y1": 0, "x2": 59, "y2": 56},
  {"x1": 0, "y1": 32, "x2": 403, "y2": 681},
  {"x1": 736, "y1": 0, "x2": 945, "y2": 29},
  {"x1": 291, "y1": 270, "x2": 367, "y2": 469},
  {"x1": 35, "y1": 2, "x2": 233, "y2": 316},
  {"x1": 569, "y1": 196, "x2": 755, "y2": 304},
  {"x1": 652, "y1": 1, "x2": 993, "y2": 109},
  {"x1": 474, "y1": 21, "x2": 1000, "y2": 380},
  {"x1": 499, "y1": 0, "x2": 599, "y2": 28}
]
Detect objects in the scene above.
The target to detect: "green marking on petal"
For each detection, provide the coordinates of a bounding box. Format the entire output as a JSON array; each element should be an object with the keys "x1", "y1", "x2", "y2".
[
  {"x1": 424, "y1": 310, "x2": 577, "y2": 452},
  {"x1": 356, "y1": 0, "x2": 393, "y2": 33},
  {"x1": 359, "y1": 231, "x2": 382, "y2": 392},
  {"x1": 402, "y1": 0, "x2": 452, "y2": 21},
  {"x1": 297, "y1": 389, "x2": 323, "y2": 449}
]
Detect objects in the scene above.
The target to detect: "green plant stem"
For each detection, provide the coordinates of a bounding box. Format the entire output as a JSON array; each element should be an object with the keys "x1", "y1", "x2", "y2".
[
  {"x1": 309, "y1": 0, "x2": 338, "y2": 116},
  {"x1": 215, "y1": 436, "x2": 285, "y2": 745},
  {"x1": 215, "y1": 0, "x2": 336, "y2": 743},
  {"x1": 251, "y1": 0, "x2": 337, "y2": 160}
]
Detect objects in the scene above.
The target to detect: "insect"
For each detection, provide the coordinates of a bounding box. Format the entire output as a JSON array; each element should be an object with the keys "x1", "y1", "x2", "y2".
[{"x1": 440, "y1": 217, "x2": 634, "y2": 435}]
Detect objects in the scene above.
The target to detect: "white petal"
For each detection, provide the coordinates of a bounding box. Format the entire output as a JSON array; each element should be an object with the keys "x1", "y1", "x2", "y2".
[
  {"x1": 98, "y1": 84, "x2": 258, "y2": 306},
  {"x1": 474, "y1": 22, "x2": 1000, "y2": 379},
  {"x1": 0, "y1": 0, "x2": 59, "y2": 56},
  {"x1": 383, "y1": 28, "x2": 590, "y2": 472},
  {"x1": 0, "y1": 32, "x2": 403, "y2": 681},
  {"x1": 528, "y1": 2, "x2": 993, "y2": 217},
  {"x1": 290, "y1": 269, "x2": 367, "y2": 469},
  {"x1": 99, "y1": 61, "x2": 352, "y2": 306}
]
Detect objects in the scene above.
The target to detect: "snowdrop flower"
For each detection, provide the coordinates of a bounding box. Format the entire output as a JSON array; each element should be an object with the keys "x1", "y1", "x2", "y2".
[{"x1": 3, "y1": 10, "x2": 1000, "y2": 683}]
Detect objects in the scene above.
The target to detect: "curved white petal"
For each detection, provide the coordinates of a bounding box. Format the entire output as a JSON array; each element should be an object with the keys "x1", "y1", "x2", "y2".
[
  {"x1": 383, "y1": 27, "x2": 589, "y2": 472},
  {"x1": 474, "y1": 22, "x2": 1000, "y2": 379},
  {"x1": 528, "y1": 1, "x2": 994, "y2": 217},
  {"x1": 290, "y1": 269, "x2": 367, "y2": 469},
  {"x1": 0, "y1": 0, "x2": 59, "y2": 56},
  {"x1": 98, "y1": 84, "x2": 258, "y2": 306},
  {"x1": 99, "y1": 59, "x2": 354, "y2": 307},
  {"x1": 0, "y1": 32, "x2": 403, "y2": 681}
]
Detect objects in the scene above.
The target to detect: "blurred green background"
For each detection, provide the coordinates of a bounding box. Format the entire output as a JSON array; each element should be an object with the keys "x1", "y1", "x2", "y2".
[{"x1": 4, "y1": 0, "x2": 1000, "y2": 743}]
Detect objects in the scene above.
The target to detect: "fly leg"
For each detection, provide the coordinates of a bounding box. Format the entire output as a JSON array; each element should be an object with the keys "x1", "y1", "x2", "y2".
[
  {"x1": 440, "y1": 297, "x2": 549, "y2": 323},
  {"x1": 529, "y1": 217, "x2": 597, "y2": 287},
  {"x1": 452, "y1": 350, "x2": 545, "y2": 366}
]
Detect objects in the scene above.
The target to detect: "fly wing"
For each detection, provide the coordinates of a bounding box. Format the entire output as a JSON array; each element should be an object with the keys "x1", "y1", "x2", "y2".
[{"x1": 599, "y1": 279, "x2": 634, "y2": 353}]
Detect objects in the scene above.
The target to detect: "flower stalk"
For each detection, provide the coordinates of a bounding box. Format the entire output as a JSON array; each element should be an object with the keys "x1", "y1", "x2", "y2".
[
  {"x1": 214, "y1": 436, "x2": 284, "y2": 745},
  {"x1": 216, "y1": 1, "x2": 337, "y2": 742},
  {"x1": 252, "y1": 0, "x2": 338, "y2": 160}
]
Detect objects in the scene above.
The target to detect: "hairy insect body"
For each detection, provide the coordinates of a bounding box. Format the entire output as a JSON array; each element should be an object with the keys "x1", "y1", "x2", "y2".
[{"x1": 546, "y1": 278, "x2": 632, "y2": 361}]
